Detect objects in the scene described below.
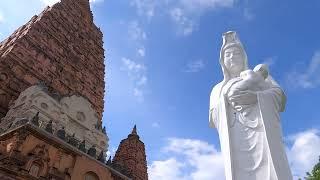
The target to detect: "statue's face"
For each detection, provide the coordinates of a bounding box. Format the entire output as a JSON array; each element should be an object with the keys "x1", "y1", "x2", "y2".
[{"x1": 223, "y1": 46, "x2": 245, "y2": 75}]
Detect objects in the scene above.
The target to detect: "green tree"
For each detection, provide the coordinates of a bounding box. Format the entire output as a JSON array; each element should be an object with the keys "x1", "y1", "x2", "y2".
[{"x1": 304, "y1": 156, "x2": 320, "y2": 180}]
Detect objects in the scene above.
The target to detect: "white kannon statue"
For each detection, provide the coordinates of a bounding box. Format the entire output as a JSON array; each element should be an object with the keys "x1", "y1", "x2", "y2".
[{"x1": 209, "y1": 31, "x2": 292, "y2": 180}]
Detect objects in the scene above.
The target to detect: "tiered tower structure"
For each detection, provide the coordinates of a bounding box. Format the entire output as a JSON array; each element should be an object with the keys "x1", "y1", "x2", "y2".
[
  {"x1": 112, "y1": 125, "x2": 148, "y2": 180},
  {"x1": 0, "y1": 0, "x2": 148, "y2": 179}
]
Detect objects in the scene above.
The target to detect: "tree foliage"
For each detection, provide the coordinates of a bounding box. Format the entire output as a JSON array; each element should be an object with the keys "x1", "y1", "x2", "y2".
[{"x1": 304, "y1": 156, "x2": 320, "y2": 180}]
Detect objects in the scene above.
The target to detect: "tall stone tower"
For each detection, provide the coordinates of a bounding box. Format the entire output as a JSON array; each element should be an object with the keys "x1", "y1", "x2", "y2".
[
  {"x1": 0, "y1": 0, "x2": 105, "y2": 120},
  {"x1": 0, "y1": 0, "x2": 148, "y2": 179},
  {"x1": 113, "y1": 125, "x2": 148, "y2": 180},
  {"x1": 0, "y1": 0, "x2": 107, "y2": 159}
]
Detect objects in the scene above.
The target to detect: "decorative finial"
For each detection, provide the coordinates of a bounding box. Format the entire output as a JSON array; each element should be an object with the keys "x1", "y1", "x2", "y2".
[
  {"x1": 87, "y1": 145, "x2": 97, "y2": 158},
  {"x1": 68, "y1": 133, "x2": 78, "y2": 147},
  {"x1": 31, "y1": 112, "x2": 40, "y2": 127},
  {"x1": 131, "y1": 125, "x2": 137, "y2": 135},
  {"x1": 78, "y1": 140, "x2": 86, "y2": 153},
  {"x1": 98, "y1": 150, "x2": 105, "y2": 163},
  {"x1": 56, "y1": 126, "x2": 66, "y2": 140},
  {"x1": 95, "y1": 120, "x2": 102, "y2": 130},
  {"x1": 106, "y1": 156, "x2": 112, "y2": 165},
  {"x1": 45, "y1": 120, "x2": 53, "y2": 134},
  {"x1": 128, "y1": 125, "x2": 140, "y2": 139}
]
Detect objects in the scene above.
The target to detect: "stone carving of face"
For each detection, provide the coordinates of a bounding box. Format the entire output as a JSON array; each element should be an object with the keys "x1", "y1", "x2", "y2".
[{"x1": 223, "y1": 46, "x2": 245, "y2": 76}]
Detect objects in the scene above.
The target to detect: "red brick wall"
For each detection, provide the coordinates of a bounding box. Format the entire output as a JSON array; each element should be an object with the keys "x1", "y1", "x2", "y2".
[
  {"x1": 113, "y1": 134, "x2": 148, "y2": 180},
  {"x1": 0, "y1": 0, "x2": 105, "y2": 120}
]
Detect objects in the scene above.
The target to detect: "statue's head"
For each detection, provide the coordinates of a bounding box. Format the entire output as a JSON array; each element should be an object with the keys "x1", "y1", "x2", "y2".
[{"x1": 219, "y1": 31, "x2": 248, "y2": 81}]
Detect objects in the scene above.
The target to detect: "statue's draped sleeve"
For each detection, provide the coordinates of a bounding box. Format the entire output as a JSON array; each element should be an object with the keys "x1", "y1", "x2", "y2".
[
  {"x1": 209, "y1": 82, "x2": 223, "y2": 129},
  {"x1": 256, "y1": 77, "x2": 292, "y2": 179},
  {"x1": 209, "y1": 82, "x2": 234, "y2": 180}
]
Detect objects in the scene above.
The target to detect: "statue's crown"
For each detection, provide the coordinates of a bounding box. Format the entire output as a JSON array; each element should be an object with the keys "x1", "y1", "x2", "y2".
[{"x1": 222, "y1": 31, "x2": 241, "y2": 48}]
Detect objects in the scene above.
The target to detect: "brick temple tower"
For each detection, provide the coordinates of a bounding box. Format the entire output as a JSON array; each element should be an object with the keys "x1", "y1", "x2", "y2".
[
  {"x1": 0, "y1": 0, "x2": 148, "y2": 179},
  {"x1": 0, "y1": 0, "x2": 104, "y2": 120},
  {"x1": 112, "y1": 125, "x2": 148, "y2": 180}
]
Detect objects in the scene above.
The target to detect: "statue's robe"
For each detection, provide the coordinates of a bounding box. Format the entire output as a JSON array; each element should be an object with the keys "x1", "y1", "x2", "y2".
[{"x1": 209, "y1": 77, "x2": 292, "y2": 180}]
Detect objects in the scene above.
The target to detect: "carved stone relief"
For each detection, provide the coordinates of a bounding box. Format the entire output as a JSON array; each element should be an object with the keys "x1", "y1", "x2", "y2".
[{"x1": 1, "y1": 85, "x2": 108, "y2": 152}]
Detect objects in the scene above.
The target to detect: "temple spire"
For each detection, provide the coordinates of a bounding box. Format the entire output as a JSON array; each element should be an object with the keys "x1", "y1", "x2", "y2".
[
  {"x1": 131, "y1": 125, "x2": 137, "y2": 135},
  {"x1": 128, "y1": 124, "x2": 139, "y2": 139},
  {"x1": 113, "y1": 125, "x2": 148, "y2": 179}
]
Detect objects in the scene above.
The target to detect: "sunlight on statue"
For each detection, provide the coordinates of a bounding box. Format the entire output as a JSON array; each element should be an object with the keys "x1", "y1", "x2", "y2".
[{"x1": 209, "y1": 31, "x2": 292, "y2": 180}]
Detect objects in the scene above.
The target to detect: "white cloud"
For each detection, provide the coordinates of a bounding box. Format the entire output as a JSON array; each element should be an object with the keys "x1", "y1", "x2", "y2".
[
  {"x1": 130, "y1": 0, "x2": 234, "y2": 36},
  {"x1": 149, "y1": 158, "x2": 187, "y2": 180},
  {"x1": 121, "y1": 57, "x2": 148, "y2": 101},
  {"x1": 170, "y1": 7, "x2": 196, "y2": 36},
  {"x1": 179, "y1": 0, "x2": 233, "y2": 12},
  {"x1": 287, "y1": 129, "x2": 320, "y2": 179},
  {"x1": 148, "y1": 129, "x2": 320, "y2": 180},
  {"x1": 122, "y1": 57, "x2": 146, "y2": 73},
  {"x1": 128, "y1": 21, "x2": 148, "y2": 58},
  {"x1": 164, "y1": 138, "x2": 225, "y2": 180},
  {"x1": 148, "y1": 138, "x2": 225, "y2": 180},
  {"x1": 170, "y1": 0, "x2": 234, "y2": 36},
  {"x1": 183, "y1": 59, "x2": 205, "y2": 72},
  {"x1": 138, "y1": 47, "x2": 146, "y2": 57},
  {"x1": 89, "y1": 0, "x2": 104, "y2": 3},
  {"x1": 121, "y1": 22, "x2": 148, "y2": 101},
  {"x1": 137, "y1": 75, "x2": 147, "y2": 86},
  {"x1": 130, "y1": 0, "x2": 157, "y2": 19},
  {"x1": 39, "y1": 0, "x2": 60, "y2": 6},
  {"x1": 133, "y1": 87, "x2": 144, "y2": 101},
  {"x1": 287, "y1": 50, "x2": 320, "y2": 88},
  {"x1": 128, "y1": 21, "x2": 147, "y2": 41}
]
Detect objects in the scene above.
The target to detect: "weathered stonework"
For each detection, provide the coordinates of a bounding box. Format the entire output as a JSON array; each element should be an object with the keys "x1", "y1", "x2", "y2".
[
  {"x1": 0, "y1": 124, "x2": 130, "y2": 180},
  {"x1": 0, "y1": 0, "x2": 149, "y2": 179},
  {"x1": 113, "y1": 126, "x2": 148, "y2": 180},
  {"x1": 0, "y1": 0, "x2": 105, "y2": 120},
  {"x1": 0, "y1": 85, "x2": 108, "y2": 154}
]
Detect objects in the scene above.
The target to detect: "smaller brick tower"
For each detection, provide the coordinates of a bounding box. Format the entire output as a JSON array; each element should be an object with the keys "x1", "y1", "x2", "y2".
[{"x1": 113, "y1": 125, "x2": 148, "y2": 180}]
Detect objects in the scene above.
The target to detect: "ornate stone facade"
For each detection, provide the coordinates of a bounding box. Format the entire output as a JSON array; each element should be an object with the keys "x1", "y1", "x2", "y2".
[
  {"x1": 0, "y1": 0, "x2": 149, "y2": 179},
  {"x1": 0, "y1": 85, "x2": 108, "y2": 154},
  {"x1": 0, "y1": 124, "x2": 130, "y2": 180}
]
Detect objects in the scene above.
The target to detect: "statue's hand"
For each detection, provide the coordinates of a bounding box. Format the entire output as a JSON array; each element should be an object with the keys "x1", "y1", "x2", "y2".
[{"x1": 228, "y1": 90, "x2": 258, "y2": 106}]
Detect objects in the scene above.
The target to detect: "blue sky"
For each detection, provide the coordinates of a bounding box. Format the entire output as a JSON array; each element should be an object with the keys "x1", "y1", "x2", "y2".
[{"x1": 1, "y1": 0, "x2": 320, "y2": 179}]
